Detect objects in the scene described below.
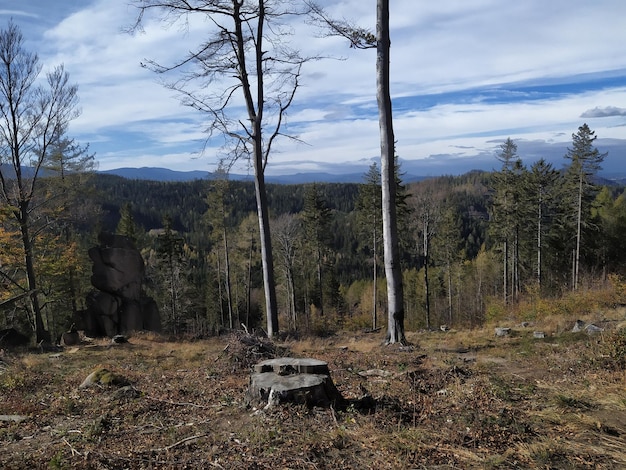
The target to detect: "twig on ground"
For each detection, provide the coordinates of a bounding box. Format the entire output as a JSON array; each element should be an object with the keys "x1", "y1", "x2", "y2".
[
  {"x1": 145, "y1": 395, "x2": 208, "y2": 409},
  {"x1": 152, "y1": 433, "x2": 206, "y2": 452},
  {"x1": 62, "y1": 437, "x2": 82, "y2": 456}
]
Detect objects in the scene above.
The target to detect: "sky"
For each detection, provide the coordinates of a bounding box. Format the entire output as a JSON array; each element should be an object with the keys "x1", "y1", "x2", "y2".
[{"x1": 1, "y1": 0, "x2": 625, "y2": 176}]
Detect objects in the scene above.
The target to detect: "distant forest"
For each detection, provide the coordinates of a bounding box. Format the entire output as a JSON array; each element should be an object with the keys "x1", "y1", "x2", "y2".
[{"x1": 5, "y1": 136, "x2": 625, "y2": 342}]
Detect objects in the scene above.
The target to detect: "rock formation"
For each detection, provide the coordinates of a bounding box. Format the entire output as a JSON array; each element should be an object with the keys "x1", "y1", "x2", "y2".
[
  {"x1": 78, "y1": 232, "x2": 160, "y2": 337},
  {"x1": 0, "y1": 328, "x2": 30, "y2": 348}
]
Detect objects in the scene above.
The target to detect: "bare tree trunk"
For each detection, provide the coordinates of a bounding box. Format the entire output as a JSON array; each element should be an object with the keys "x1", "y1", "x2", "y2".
[
  {"x1": 316, "y1": 245, "x2": 324, "y2": 316},
  {"x1": 377, "y1": 0, "x2": 405, "y2": 344},
  {"x1": 447, "y1": 262, "x2": 453, "y2": 325},
  {"x1": 372, "y1": 228, "x2": 377, "y2": 330},
  {"x1": 503, "y1": 239, "x2": 508, "y2": 304},
  {"x1": 246, "y1": 231, "x2": 253, "y2": 330},
  {"x1": 537, "y1": 202, "x2": 542, "y2": 286},
  {"x1": 214, "y1": 254, "x2": 223, "y2": 328},
  {"x1": 223, "y1": 226, "x2": 233, "y2": 329},
  {"x1": 287, "y1": 269, "x2": 296, "y2": 329},
  {"x1": 574, "y1": 174, "x2": 583, "y2": 290},
  {"x1": 423, "y1": 218, "x2": 431, "y2": 330},
  {"x1": 253, "y1": 158, "x2": 279, "y2": 337},
  {"x1": 19, "y1": 210, "x2": 47, "y2": 343},
  {"x1": 242, "y1": 0, "x2": 279, "y2": 337}
]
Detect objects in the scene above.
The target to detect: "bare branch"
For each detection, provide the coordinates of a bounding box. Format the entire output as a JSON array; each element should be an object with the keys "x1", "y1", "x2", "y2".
[{"x1": 305, "y1": 1, "x2": 376, "y2": 49}]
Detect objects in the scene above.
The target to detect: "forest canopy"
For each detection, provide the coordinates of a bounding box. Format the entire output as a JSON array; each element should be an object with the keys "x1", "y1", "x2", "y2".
[{"x1": 3, "y1": 123, "x2": 625, "y2": 342}]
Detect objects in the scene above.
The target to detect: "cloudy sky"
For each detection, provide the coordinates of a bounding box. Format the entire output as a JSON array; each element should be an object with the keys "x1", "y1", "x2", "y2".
[{"x1": 1, "y1": 0, "x2": 625, "y2": 176}]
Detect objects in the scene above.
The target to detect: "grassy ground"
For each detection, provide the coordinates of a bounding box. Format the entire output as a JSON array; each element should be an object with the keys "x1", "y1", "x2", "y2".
[{"x1": 1, "y1": 313, "x2": 625, "y2": 469}]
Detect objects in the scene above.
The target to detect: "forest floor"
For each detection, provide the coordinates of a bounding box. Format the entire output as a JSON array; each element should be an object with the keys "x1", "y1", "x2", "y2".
[{"x1": 1, "y1": 311, "x2": 625, "y2": 469}]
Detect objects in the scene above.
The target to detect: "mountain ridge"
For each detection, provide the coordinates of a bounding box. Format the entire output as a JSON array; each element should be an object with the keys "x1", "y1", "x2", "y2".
[{"x1": 98, "y1": 167, "x2": 429, "y2": 184}]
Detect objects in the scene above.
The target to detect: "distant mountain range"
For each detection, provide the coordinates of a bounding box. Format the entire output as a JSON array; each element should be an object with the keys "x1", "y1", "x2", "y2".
[
  {"x1": 98, "y1": 165, "x2": 626, "y2": 185},
  {"x1": 3, "y1": 157, "x2": 625, "y2": 185},
  {"x1": 98, "y1": 167, "x2": 429, "y2": 184}
]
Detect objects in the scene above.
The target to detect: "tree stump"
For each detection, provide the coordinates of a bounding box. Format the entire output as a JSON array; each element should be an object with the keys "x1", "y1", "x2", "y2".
[{"x1": 247, "y1": 358, "x2": 343, "y2": 409}]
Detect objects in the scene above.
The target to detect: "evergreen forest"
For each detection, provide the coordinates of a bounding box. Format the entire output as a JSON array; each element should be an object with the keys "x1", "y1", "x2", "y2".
[{"x1": 2, "y1": 124, "x2": 626, "y2": 342}]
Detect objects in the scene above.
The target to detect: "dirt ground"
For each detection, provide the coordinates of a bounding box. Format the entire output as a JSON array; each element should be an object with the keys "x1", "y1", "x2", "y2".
[{"x1": 1, "y1": 323, "x2": 625, "y2": 469}]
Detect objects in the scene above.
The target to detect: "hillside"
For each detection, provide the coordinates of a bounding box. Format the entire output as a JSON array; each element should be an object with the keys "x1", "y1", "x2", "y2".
[{"x1": 1, "y1": 310, "x2": 625, "y2": 469}]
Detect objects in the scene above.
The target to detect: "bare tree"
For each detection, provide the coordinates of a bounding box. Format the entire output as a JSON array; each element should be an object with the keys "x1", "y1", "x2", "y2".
[
  {"x1": 205, "y1": 166, "x2": 235, "y2": 328},
  {"x1": 272, "y1": 213, "x2": 301, "y2": 329},
  {"x1": 307, "y1": 0, "x2": 405, "y2": 343},
  {"x1": 0, "y1": 22, "x2": 86, "y2": 344},
  {"x1": 410, "y1": 191, "x2": 440, "y2": 330},
  {"x1": 131, "y1": 1, "x2": 315, "y2": 337}
]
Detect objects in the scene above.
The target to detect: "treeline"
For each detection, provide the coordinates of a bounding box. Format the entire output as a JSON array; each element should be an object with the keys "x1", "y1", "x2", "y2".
[{"x1": 2, "y1": 127, "x2": 626, "y2": 339}]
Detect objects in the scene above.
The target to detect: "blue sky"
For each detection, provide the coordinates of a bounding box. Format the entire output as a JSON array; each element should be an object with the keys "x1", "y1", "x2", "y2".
[{"x1": 1, "y1": 0, "x2": 625, "y2": 176}]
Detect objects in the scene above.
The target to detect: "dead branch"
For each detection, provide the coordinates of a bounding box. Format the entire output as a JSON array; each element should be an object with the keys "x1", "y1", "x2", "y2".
[
  {"x1": 152, "y1": 433, "x2": 207, "y2": 452},
  {"x1": 145, "y1": 395, "x2": 208, "y2": 409}
]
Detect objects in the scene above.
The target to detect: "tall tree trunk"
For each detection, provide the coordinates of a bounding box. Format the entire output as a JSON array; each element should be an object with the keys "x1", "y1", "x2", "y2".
[
  {"x1": 316, "y1": 245, "x2": 324, "y2": 316},
  {"x1": 447, "y1": 261, "x2": 453, "y2": 325},
  {"x1": 253, "y1": 148, "x2": 279, "y2": 337},
  {"x1": 246, "y1": 231, "x2": 253, "y2": 330},
  {"x1": 503, "y1": 239, "x2": 508, "y2": 304},
  {"x1": 423, "y1": 218, "x2": 430, "y2": 330},
  {"x1": 372, "y1": 227, "x2": 377, "y2": 330},
  {"x1": 537, "y1": 201, "x2": 542, "y2": 286},
  {"x1": 216, "y1": 253, "x2": 225, "y2": 327},
  {"x1": 377, "y1": 0, "x2": 405, "y2": 344},
  {"x1": 574, "y1": 173, "x2": 583, "y2": 290},
  {"x1": 247, "y1": 0, "x2": 278, "y2": 337},
  {"x1": 19, "y1": 209, "x2": 47, "y2": 344},
  {"x1": 223, "y1": 226, "x2": 233, "y2": 329},
  {"x1": 287, "y1": 268, "x2": 296, "y2": 329}
]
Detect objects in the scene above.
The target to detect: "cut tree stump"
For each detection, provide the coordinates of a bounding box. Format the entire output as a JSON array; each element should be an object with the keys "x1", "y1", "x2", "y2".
[{"x1": 247, "y1": 358, "x2": 343, "y2": 409}]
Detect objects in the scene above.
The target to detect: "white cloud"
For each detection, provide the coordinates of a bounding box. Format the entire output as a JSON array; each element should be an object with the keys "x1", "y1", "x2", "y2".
[{"x1": 5, "y1": 0, "x2": 625, "y2": 173}]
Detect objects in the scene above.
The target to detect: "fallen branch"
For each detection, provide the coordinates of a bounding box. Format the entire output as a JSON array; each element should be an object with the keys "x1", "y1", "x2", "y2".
[
  {"x1": 0, "y1": 415, "x2": 28, "y2": 422},
  {"x1": 145, "y1": 395, "x2": 208, "y2": 409},
  {"x1": 62, "y1": 437, "x2": 82, "y2": 456},
  {"x1": 152, "y1": 433, "x2": 206, "y2": 452}
]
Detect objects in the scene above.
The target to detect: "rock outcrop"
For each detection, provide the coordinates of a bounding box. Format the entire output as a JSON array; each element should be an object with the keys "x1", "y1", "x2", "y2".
[
  {"x1": 78, "y1": 232, "x2": 161, "y2": 337},
  {"x1": 0, "y1": 328, "x2": 30, "y2": 348}
]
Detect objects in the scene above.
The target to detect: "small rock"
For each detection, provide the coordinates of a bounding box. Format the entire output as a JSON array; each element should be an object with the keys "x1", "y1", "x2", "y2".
[
  {"x1": 61, "y1": 325, "x2": 80, "y2": 346},
  {"x1": 111, "y1": 335, "x2": 128, "y2": 344},
  {"x1": 572, "y1": 320, "x2": 586, "y2": 333},
  {"x1": 585, "y1": 324, "x2": 604, "y2": 335},
  {"x1": 358, "y1": 369, "x2": 394, "y2": 378},
  {"x1": 533, "y1": 331, "x2": 546, "y2": 339},
  {"x1": 495, "y1": 327, "x2": 511, "y2": 337},
  {"x1": 79, "y1": 368, "x2": 130, "y2": 389},
  {"x1": 111, "y1": 385, "x2": 141, "y2": 400}
]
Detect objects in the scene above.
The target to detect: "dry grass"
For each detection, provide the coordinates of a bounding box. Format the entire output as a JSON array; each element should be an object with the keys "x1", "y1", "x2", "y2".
[{"x1": 1, "y1": 311, "x2": 625, "y2": 469}]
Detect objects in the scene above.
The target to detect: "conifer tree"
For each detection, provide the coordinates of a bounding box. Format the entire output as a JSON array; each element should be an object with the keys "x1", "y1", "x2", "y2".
[
  {"x1": 490, "y1": 138, "x2": 524, "y2": 303},
  {"x1": 301, "y1": 184, "x2": 333, "y2": 316},
  {"x1": 525, "y1": 159, "x2": 559, "y2": 288},
  {"x1": 156, "y1": 215, "x2": 186, "y2": 334},
  {"x1": 562, "y1": 124, "x2": 607, "y2": 289}
]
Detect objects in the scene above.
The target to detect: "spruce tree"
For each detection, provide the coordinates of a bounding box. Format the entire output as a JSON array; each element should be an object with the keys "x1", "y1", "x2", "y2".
[{"x1": 562, "y1": 124, "x2": 607, "y2": 289}]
